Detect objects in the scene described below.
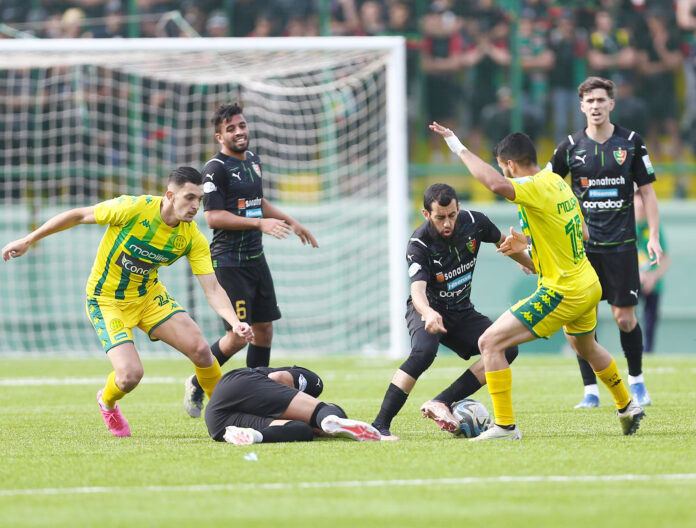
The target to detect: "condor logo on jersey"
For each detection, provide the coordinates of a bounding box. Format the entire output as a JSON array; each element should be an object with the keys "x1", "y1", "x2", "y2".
[{"x1": 116, "y1": 252, "x2": 156, "y2": 276}]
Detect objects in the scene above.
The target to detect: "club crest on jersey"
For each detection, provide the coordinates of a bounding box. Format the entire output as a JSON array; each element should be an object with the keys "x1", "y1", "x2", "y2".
[
  {"x1": 613, "y1": 148, "x2": 627, "y2": 165},
  {"x1": 466, "y1": 238, "x2": 477, "y2": 254},
  {"x1": 251, "y1": 162, "x2": 262, "y2": 177},
  {"x1": 436, "y1": 272, "x2": 445, "y2": 283}
]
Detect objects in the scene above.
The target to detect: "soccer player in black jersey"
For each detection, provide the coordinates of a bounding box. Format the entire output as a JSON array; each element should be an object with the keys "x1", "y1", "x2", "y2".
[
  {"x1": 548, "y1": 77, "x2": 663, "y2": 408},
  {"x1": 184, "y1": 102, "x2": 318, "y2": 418},
  {"x1": 370, "y1": 183, "x2": 531, "y2": 440},
  {"x1": 205, "y1": 365, "x2": 380, "y2": 444}
]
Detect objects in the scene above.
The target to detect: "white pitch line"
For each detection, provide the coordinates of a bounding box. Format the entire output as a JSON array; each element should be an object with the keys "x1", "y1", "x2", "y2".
[
  {"x1": 2, "y1": 474, "x2": 695, "y2": 497},
  {"x1": 0, "y1": 377, "x2": 178, "y2": 387}
]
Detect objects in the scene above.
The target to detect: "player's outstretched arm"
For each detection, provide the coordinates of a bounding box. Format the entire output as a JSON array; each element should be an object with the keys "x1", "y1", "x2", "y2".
[
  {"x1": 2, "y1": 206, "x2": 96, "y2": 262},
  {"x1": 196, "y1": 273, "x2": 254, "y2": 341},
  {"x1": 496, "y1": 228, "x2": 536, "y2": 273},
  {"x1": 411, "y1": 281, "x2": 446, "y2": 335},
  {"x1": 429, "y1": 122, "x2": 515, "y2": 201},
  {"x1": 205, "y1": 209, "x2": 291, "y2": 241},
  {"x1": 636, "y1": 183, "x2": 663, "y2": 265},
  {"x1": 262, "y1": 198, "x2": 318, "y2": 247}
]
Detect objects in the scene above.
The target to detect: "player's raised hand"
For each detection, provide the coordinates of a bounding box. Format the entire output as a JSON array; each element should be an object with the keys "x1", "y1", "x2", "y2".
[
  {"x1": 233, "y1": 322, "x2": 254, "y2": 342},
  {"x1": 291, "y1": 221, "x2": 319, "y2": 248},
  {"x1": 2, "y1": 237, "x2": 31, "y2": 262},
  {"x1": 428, "y1": 121, "x2": 454, "y2": 138},
  {"x1": 422, "y1": 309, "x2": 447, "y2": 335},
  {"x1": 497, "y1": 227, "x2": 528, "y2": 257},
  {"x1": 259, "y1": 218, "x2": 291, "y2": 240}
]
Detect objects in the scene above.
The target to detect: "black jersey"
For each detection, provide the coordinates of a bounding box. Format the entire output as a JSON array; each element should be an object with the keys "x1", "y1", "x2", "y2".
[
  {"x1": 407, "y1": 210, "x2": 501, "y2": 312},
  {"x1": 547, "y1": 125, "x2": 656, "y2": 254},
  {"x1": 202, "y1": 151, "x2": 264, "y2": 267}
]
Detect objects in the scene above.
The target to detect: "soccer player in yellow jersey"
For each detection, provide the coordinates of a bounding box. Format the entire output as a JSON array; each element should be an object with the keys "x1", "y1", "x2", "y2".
[
  {"x1": 430, "y1": 123, "x2": 645, "y2": 440},
  {"x1": 2, "y1": 167, "x2": 253, "y2": 437}
]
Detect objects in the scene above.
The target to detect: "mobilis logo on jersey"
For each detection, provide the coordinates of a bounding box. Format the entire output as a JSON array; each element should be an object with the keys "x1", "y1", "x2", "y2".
[{"x1": 237, "y1": 197, "x2": 262, "y2": 218}]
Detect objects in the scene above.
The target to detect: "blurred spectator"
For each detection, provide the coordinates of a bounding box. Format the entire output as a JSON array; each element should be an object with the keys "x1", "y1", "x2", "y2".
[
  {"x1": 357, "y1": 1, "x2": 386, "y2": 36},
  {"x1": 635, "y1": 10, "x2": 683, "y2": 159},
  {"x1": 93, "y1": 5, "x2": 126, "y2": 39},
  {"x1": 421, "y1": 0, "x2": 465, "y2": 161},
  {"x1": 613, "y1": 74, "x2": 649, "y2": 134},
  {"x1": 61, "y1": 8, "x2": 89, "y2": 38},
  {"x1": 248, "y1": 11, "x2": 277, "y2": 37},
  {"x1": 330, "y1": 0, "x2": 361, "y2": 36},
  {"x1": 182, "y1": 3, "x2": 206, "y2": 36},
  {"x1": 381, "y1": 1, "x2": 421, "y2": 119},
  {"x1": 462, "y1": 0, "x2": 510, "y2": 155},
  {"x1": 634, "y1": 191, "x2": 670, "y2": 354},
  {"x1": 204, "y1": 11, "x2": 229, "y2": 37},
  {"x1": 677, "y1": 0, "x2": 696, "y2": 156},
  {"x1": 230, "y1": 0, "x2": 267, "y2": 37},
  {"x1": 517, "y1": 14, "x2": 554, "y2": 125},
  {"x1": 587, "y1": 9, "x2": 638, "y2": 84},
  {"x1": 548, "y1": 11, "x2": 585, "y2": 143},
  {"x1": 481, "y1": 85, "x2": 543, "y2": 146}
]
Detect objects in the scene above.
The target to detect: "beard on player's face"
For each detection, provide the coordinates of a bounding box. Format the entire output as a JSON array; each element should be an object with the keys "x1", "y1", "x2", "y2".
[
  {"x1": 429, "y1": 216, "x2": 457, "y2": 241},
  {"x1": 225, "y1": 136, "x2": 248, "y2": 153}
]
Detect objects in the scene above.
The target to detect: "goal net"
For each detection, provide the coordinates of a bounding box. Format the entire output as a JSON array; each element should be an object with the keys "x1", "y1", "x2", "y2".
[{"x1": 0, "y1": 37, "x2": 408, "y2": 357}]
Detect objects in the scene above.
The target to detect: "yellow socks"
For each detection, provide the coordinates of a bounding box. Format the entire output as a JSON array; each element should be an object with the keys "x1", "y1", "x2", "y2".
[
  {"x1": 195, "y1": 360, "x2": 222, "y2": 398},
  {"x1": 594, "y1": 358, "x2": 631, "y2": 409},
  {"x1": 486, "y1": 368, "x2": 514, "y2": 426},
  {"x1": 101, "y1": 371, "x2": 127, "y2": 409}
]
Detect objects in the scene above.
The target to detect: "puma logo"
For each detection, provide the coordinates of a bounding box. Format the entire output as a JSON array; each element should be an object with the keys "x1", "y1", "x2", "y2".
[
  {"x1": 575, "y1": 154, "x2": 587, "y2": 164},
  {"x1": 629, "y1": 289, "x2": 639, "y2": 299},
  {"x1": 433, "y1": 258, "x2": 442, "y2": 266},
  {"x1": 230, "y1": 172, "x2": 241, "y2": 180}
]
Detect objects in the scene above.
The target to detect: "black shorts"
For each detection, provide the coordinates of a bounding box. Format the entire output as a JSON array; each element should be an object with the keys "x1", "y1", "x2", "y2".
[
  {"x1": 587, "y1": 249, "x2": 640, "y2": 307},
  {"x1": 405, "y1": 301, "x2": 493, "y2": 360},
  {"x1": 214, "y1": 256, "x2": 281, "y2": 329},
  {"x1": 204, "y1": 368, "x2": 298, "y2": 441}
]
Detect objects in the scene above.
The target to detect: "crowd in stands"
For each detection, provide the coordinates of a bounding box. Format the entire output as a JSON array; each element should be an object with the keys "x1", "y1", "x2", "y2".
[{"x1": 2, "y1": 0, "x2": 696, "y2": 165}]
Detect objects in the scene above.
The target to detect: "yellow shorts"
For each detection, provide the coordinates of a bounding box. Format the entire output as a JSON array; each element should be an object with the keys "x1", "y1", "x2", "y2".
[
  {"x1": 510, "y1": 280, "x2": 602, "y2": 339},
  {"x1": 85, "y1": 282, "x2": 185, "y2": 353}
]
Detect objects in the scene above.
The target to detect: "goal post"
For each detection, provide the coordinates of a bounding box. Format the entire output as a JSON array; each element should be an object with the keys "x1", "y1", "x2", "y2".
[{"x1": 0, "y1": 37, "x2": 409, "y2": 358}]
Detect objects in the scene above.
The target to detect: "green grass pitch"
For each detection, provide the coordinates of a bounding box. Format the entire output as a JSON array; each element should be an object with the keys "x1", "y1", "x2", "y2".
[{"x1": 1, "y1": 354, "x2": 695, "y2": 527}]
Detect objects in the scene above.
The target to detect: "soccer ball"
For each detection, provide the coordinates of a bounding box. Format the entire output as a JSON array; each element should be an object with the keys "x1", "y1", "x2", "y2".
[{"x1": 451, "y1": 398, "x2": 491, "y2": 438}]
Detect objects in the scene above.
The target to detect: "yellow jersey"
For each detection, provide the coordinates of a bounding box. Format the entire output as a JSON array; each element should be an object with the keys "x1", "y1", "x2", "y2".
[
  {"x1": 508, "y1": 169, "x2": 598, "y2": 294},
  {"x1": 85, "y1": 195, "x2": 213, "y2": 301}
]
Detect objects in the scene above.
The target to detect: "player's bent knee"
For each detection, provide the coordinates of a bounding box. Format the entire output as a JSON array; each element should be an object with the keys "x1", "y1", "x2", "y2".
[
  {"x1": 188, "y1": 340, "x2": 215, "y2": 366},
  {"x1": 400, "y1": 346, "x2": 437, "y2": 379},
  {"x1": 115, "y1": 367, "x2": 143, "y2": 391}
]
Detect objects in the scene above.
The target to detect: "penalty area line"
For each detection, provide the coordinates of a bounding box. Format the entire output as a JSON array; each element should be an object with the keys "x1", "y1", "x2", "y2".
[{"x1": 2, "y1": 474, "x2": 696, "y2": 497}]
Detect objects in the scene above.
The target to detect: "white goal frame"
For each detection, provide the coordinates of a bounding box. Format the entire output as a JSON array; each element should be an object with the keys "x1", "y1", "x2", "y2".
[{"x1": 0, "y1": 36, "x2": 409, "y2": 358}]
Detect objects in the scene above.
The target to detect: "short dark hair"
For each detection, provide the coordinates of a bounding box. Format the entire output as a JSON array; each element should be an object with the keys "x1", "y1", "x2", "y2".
[
  {"x1": 578, "y1": 76, "x2": 615, "y2": 100},
  {"x1": 423, "y1": 183, "x2": 458, "y2": 212},
  {"x1": 168, "y1": 166, "x2": 202, "y2": 186},
  {"x1": 211, "y1": 102, "x2": 243, "y2": 133},
  {"x1": 493, "y1": 132, "x2": 537, "y2": 167}
]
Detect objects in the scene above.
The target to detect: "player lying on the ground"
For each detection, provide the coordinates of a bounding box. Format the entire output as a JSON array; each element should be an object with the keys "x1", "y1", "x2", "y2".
[
  {"x1": 1, "y1": 167, "x2": 253, "y2": 438},
  {"x1": 205, "y1": 365, "x2": 381, "y2": 444}
]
